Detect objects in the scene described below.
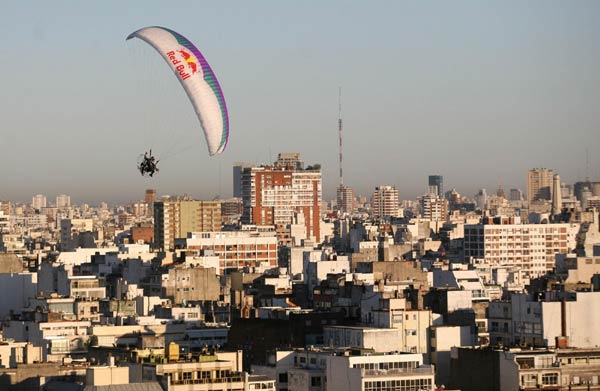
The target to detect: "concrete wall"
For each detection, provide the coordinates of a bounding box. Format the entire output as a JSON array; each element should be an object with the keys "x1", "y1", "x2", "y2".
[
  {"x1": 0, "y1": 254, "x2": 22, "y2": 273},
  {"x1": 323, "y1": 326, "x2": 402, "y2": 353},
  {"x1": 288, "y1": 368, "x2": 325, "y2": 391},
  {"x1": 163, "y1": 267, "x2": 220, "y2": 304},
  {"x1": 326, "y1": 356, "x2": 363, "y2": 391},
  {"x1": 431, "y1": 326, "x2": 475, "y2": 386},
  {"x1": 541, "y1": 301, "x2": 562, "y2": 347},
  {"x1": 0, "y1": 343, "x2": 41, "y2": 368},
  {"x1": 0, "y1": 273, "x2": 37, "y2": 317},
  {"x1": 565, "y1": 257, "x2": 600, "y2": 284},
  {"x1": 567, "y1": 292, "x2": 600, "y2": 348},
  {"x1": 86, "y1": 366, "x2": 129, "y2": 386},
  {"x1": 498, "y1": 351, "x2": 519, "y2": 391},
  {"x1": 450, "y1": 348, "x2": 501, "y2": 391}
]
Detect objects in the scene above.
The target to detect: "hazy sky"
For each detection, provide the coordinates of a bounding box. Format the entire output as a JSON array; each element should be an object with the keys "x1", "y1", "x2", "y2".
[{"x1": 1, "y1": 1, "x2": 599, "y2": 204}]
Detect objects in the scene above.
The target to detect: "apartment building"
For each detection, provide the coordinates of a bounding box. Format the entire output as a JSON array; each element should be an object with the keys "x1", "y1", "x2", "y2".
[
  {"x1": 372, "y1": 186, "x2": 400, "y2": 219},
  {"x1": 241, "y1": 163, "x2": 322, "y2": 241},
  {"x1": 154, "y1": 200, "x2": 222, "y2": 251},
  {"x1": 182, "y1": 231, "x2": 278, "y2": 274},
  {"x1": 464, "y1": 218, "x2": 578, "y2": 278}
]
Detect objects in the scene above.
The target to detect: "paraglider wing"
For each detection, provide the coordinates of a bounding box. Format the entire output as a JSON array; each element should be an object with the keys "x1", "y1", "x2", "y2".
[{"x1": 127, "y1": 26, "x2": 229, "y2": 156}]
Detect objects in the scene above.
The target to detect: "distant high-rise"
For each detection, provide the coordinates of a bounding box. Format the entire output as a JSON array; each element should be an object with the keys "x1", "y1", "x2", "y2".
[
  {"x1": 428, "y1": 175, "x2": 443, "y2": 198},
  {"x1": 145, "y1": 189, "x2": 156, "y2": 217},
  {"x1": 32, "y1": 194, "x2": 47, "y2": 210},
  {"x1": 560, "y1": 183, "x2": 572, "y2": 199},
  {"x1": 145, "y1": 189, "x2": 156, "y2": 205},
  {"x1": 509, "y1": 189, "x2": 524, "y2": 201},
  {"x1": 241, "y1": 156, "x2": 322, "y2": 241},
  {"x1": 419, "y1": 193, "x2": 448, "y2": 222},
  {"x1": 475, "y1": 189, "x2": 488, "y2": 211},
  {"x1": 496, "y1": 185, "x2": 506, "y2": 199},
  {"x1": 56, "y1": 194, "x2": 71, "y2": 208},
  {"x1": 527, "y1": 168, "x2": 554, "y2": 205},
  {"x1": 574, "y1": 181, "x2": 600, "y2": 202},
  {"x1": 372, "y1": 185, "x2": 400, "y2": 219},
  {"x1": 232, "y1": 162, "x2": 255, "y2": 198},
  {"x1": 154, "y1": 199, "x2": 222, "y2": 251},
  {"x1": 337, "y1": 185, "x2": 354, "y2": 215},
  {"x1": 551, "y1": 174, "x2": 562, "y2": 215}
]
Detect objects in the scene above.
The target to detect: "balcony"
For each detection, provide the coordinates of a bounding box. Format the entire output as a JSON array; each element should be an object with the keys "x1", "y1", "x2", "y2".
[
  {"x1": 171, "y1": 375, "x2": 244, "y2": 386},
  {"x1": 361, "y1": 367, "x2": 434, "y2": 377}
]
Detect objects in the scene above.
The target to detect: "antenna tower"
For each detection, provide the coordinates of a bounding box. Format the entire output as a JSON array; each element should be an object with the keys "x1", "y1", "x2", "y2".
[{"x1": 338, "y1": 87, "x2": 343, "y2": 187}]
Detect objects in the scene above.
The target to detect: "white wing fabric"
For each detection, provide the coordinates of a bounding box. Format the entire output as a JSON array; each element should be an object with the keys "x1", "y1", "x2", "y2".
[{"x1": 127, "y1": 26, "x2": 229, "y2": 155}]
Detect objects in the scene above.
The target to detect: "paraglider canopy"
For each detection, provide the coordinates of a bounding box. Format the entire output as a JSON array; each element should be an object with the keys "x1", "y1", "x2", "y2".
[{"x1": 127, "y1": 26, "x2": 229, "y2": 157}]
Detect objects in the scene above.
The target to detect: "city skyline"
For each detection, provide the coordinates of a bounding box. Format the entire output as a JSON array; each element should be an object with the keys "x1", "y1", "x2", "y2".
[
  {"x1": 1, "y1": 164, "x2": 597, "y2": 206},
  {"x1": 3, "y1": 3, "x2": 600, "y2": 390},
  {"x1": 1, "y1": 1, "x2": 600, "y2": 203}
]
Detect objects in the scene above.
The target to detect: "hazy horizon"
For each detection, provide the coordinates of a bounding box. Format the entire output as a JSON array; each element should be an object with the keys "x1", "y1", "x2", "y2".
[{"x1": 1, "y1": 1, "x2": 599, "y2": 204}]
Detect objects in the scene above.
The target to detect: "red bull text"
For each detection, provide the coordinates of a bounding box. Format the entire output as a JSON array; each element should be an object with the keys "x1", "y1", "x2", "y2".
[{"x1": 166, "y1": 50, "x2": 195, "y2": 81}]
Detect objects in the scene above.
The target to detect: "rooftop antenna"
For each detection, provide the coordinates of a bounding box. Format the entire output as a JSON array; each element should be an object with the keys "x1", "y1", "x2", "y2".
[{"x1": 338, "y1": 87, "x2": 343, "y2": 188}]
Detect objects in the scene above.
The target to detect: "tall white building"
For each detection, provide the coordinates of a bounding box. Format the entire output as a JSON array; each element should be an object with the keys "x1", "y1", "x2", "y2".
[
  {"x1": 464, "y1": 218, "x2": 579, "y2": 278},
  {"x1": 419, "y1": 193, "x2": 448, "y2": 222},
  {"x1": 336, "y1": 185, "x2": 355, "y2": 214},
  {"x1": 527, "y1": 168, "x2": 554, "y2": 205},
  {"x1": 372, "y1": 185, "x2": 400, "y2": 219},
  {"x1": 551, "y1": 174, "x2": 562, "y2": 215},
  {"x1": 56, "y1": 194, "x2": 71, "y2": 208},
  {"x1": 474, "y1": 189, "x2": 488, "y2": 211},
  {"x1": 32, "y1": 194, "x2": 47, "y2": 210}
]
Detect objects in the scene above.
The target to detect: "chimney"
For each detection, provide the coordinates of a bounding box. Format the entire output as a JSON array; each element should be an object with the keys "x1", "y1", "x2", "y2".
[{"x1": 556, "y1": 298, "x2": 569, "y2": 348}]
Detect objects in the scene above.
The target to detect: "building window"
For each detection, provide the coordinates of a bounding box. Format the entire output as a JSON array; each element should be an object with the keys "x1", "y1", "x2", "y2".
[
  {"x1": 311, "y1": 377, "x2": 321, "y2": 387},
  {"x1": 521, "y1": 374, "x2": 536, "y2": 387},
  {"x1": 542, "y1": 373, "x2": 558, "y2": 385},
  {"x1": 516, "y1": 358, "x2": 534, "y2": 369},
  {"x1": 278, "y1": 372, "x2": 288, "y2": 383}
]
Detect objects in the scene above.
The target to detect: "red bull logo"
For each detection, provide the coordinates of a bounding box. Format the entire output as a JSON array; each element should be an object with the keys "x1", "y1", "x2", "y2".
[
  {"x1": 166, "y1": 49, "x2": 198, "y2": 81},
  {"x1": 178, "y1": 50, "x2": 198, "y2": 74}
]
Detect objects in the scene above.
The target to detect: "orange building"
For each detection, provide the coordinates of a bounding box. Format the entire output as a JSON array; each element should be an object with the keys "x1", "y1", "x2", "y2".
[
  {"x1": 131, "y1": 224, "x2": 154, "y2": 244},
  {"x1": 241, "y1": 164, "x2": 322, "y2": 242}
]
